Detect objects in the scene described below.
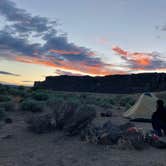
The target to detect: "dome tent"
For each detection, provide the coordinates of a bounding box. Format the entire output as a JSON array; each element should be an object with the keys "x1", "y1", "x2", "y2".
[{"x1": 123, "y1": 93, "x2": 158, "y2": 120}]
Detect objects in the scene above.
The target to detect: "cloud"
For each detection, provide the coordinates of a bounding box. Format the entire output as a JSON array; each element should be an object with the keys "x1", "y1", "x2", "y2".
[
  {"x1": 112, "y1": 46, "x2": 166, "y2": 71},
  {"x1": 112, "y1": 46, "x2": 152, "y2": 66},
  {"x1": 96, "y1": 37, "x2": 110, "y2": 45},
  {"x1": 0, "y1": 70, "x2": 20, "y2": 76},
  {"x1": 0, "y1": 0, "x2": 126, "y2": 76},
  {"x1": 0, "y1": 30, "x2": 40, "y2": 56},
  {"x1": 14, "y1": 55, "x2": 125, "y2": 75},
  {"x1": 22, "y1": 80, "x2": 33, "y2": 83},
  {"x1": 0, "y1": 0, "x2": 56, "y2": 34}
]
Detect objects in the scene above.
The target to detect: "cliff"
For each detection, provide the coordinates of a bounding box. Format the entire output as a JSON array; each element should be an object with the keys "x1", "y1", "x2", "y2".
[{"x1": 34, "y1": 73, "x2": 166, "y2": 93}]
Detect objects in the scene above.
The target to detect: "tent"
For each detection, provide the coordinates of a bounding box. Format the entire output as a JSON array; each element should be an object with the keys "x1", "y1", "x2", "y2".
[{"x1": 123, "y1": 93, "x2": 158, "y2": 120}]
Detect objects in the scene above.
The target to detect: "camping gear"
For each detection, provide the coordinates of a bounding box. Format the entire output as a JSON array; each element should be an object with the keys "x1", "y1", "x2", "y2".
[{"x1": 123, "y1": 93, "x2": 158, "y2": 120}]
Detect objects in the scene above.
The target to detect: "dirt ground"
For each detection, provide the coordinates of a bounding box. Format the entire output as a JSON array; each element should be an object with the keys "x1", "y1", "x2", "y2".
[{"x1": 0, "y1": 109, "x2": 166, "y2": 166}]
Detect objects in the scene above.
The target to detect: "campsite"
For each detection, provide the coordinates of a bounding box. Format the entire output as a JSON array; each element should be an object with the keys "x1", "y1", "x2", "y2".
[{"x1": 0, "y1": 84, "x2": 166, "y2": 166}]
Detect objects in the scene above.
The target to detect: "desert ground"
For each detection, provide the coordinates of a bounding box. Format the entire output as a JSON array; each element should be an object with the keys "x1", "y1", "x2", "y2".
[{"x1": 0, "y1": 85, "x2": 166, "y2": 166}]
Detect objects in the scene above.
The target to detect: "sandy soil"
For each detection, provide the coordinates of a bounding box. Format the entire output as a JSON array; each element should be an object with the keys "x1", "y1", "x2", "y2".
[{"x1": 0, "y1": 109, "x2": 166, "y2": 166}]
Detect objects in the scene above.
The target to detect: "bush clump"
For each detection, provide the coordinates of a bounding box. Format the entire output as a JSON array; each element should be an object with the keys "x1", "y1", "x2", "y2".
[
  {"x1": 30, "y1": 91, "x2": 49, "y2": 101},
  {"x1": 63, "y1": 105, "x2": 96, "y2": 136},
  {"x1": 119, "y1": 97, "x2": 135, "y2": 107},
  {"x1": 53, "y1": 101, "x2": 80, "y2": 129},
  {"x1": 0, "y1": 101, "x2": 15, "y2": 111},
  {"x1": 21, "y1": 99, "x2": 45, "y2": 112},
  {"x1": 0, "y1": 95, "x2": 12, "y2": 102},
  {"x1": 27, "y1": 113, "x2": 56, "y2": 134},
  {"x1": 0, "y1": 108, "x2": 6, "y2": 121}
]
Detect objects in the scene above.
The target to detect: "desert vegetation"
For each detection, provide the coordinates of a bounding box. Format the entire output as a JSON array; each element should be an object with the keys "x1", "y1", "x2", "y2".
[{"x1": 1, "y1": 84, "x2": 166, "y2": 166}]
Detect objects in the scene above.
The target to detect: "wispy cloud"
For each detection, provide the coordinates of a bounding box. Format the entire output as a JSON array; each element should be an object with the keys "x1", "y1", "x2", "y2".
[
  {"x1": 22, "y1": 80, "x2": 34, "y2": 83},
  {"x1": 0, "y1": 70, "x2": 20, "y2": 76}
]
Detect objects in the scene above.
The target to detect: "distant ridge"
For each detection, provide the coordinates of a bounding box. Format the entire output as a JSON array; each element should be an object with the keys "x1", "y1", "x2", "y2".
[{"x1": 34, "y1": 73, "x2": 166, "y2": 93}]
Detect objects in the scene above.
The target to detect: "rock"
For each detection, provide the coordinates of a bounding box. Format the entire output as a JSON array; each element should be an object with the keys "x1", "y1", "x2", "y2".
[
  {"x1": 4, "y1": 118, "x2": 13, "y2": 124},
  {"x1": 26, "y1": 113, "x2": 56, "y2": 134},
  {"x1": 34, "y1": 73, "x2": 166, "y2": 93},
  {"x1": 100, "y1": 111, "x2": 112, "y2": 117}
]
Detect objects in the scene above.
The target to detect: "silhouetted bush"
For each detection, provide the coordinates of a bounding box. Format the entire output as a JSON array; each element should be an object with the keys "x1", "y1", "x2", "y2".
[
  {"x1": 0, "y1": 95, "x2": 11, "y2": 102},
  {"x1": 26, "y1": 113, "x2": 56, "y2": 134},
  {"x1": 0, "y1": 101, "x2": 15, "y2": 111},
  {"x1": 0, "y1": 108, "x2": 6, "y2": 121},
  {"x1": 21, "y1": 99, "x2": 45, "y2": 112},
  {"x1": 0, "y1": 84, "x2": 8, "y2": 94},
  {"x1": 30, "y1": 91, "x2": 49, "y2": 101},
  {"x1": 119, "y1": 97, "x2": 135, "y2": 107},
  {"x1": 53, "y1": 100, "x2": 80, "y2": 129},
  {"x1": 63, "y1": 105, "x2": 96, "y2": 136}
]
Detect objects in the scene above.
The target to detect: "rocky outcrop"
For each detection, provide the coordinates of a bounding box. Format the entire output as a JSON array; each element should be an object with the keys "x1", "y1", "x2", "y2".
[{"x1": 34, "y1": 73, "x2": 166, "y2": 93}]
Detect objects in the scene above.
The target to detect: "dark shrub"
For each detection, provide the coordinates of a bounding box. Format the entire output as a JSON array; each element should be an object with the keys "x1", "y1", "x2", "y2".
[
  {"x1": 21, "y1": 99, "x2": 45, "y2": 112},
  {"x1": 0, "y1": 101, "x2": 15, "y2": 111},
  {"x1": 53, "y1": 101, "x2": 80, "y2": 129},
  {"x1": 26, "y1": 113, "x2": 56, "y2": 134},
  {"x1": 0, "y1": 95, "x2": 11, "y2": 102},
  {"x1": 31, "y1": 91, "x2": 49, "y2": 101},
  {"x1": 0, "y1": 108, "x2": 6, "y2": 121},
  {"x1": 119, "y1": 97, "x2": 135, "y2": 107},
  {"x1": 63, "y1": 105, "x2": 96, "y2": 136},
  {"x1": 0, "y1": 84, "x2": 8, "y2": 94}
]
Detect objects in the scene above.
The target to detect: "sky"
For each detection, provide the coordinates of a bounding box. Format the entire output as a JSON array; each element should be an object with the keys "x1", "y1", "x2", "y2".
[{"x1": 0, "y1": 0, "x2": 166, "y2": 86}]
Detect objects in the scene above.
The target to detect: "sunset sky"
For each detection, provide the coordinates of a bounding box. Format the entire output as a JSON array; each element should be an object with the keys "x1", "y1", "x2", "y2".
[{"x1": 0, "y1": 0, "x2": 166, "y2": 86}]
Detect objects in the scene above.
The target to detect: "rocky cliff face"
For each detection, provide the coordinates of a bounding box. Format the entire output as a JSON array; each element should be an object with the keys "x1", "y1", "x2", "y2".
[{"x1": 34, "y1": 73, "x2": 166, "y2": 93}]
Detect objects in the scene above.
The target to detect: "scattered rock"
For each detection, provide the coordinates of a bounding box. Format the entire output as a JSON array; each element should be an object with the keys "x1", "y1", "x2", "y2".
[{"x1": 4, "y1": 118, "x2": 13, "y2": 124}]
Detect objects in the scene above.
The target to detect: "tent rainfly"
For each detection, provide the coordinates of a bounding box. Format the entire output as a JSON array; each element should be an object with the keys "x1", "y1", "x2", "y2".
[{"x1": 123, "y1": 93, "x2": 158, "y2": 119}]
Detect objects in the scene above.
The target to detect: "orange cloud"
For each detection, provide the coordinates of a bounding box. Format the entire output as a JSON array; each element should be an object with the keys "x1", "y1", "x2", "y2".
[
  {"x1": 14, "y1": 55, "x2": 125, "y2": 76},
  {"x1": 112, "y1": 46, "x2": 152, "y2": 66}
]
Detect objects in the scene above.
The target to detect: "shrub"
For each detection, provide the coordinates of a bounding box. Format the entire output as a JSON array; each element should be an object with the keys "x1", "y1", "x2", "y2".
[
  {"x1": 0, "y1": 108, "x2": 6, "y2": 121},
  {"x1": 8, "y1": 87, "x2": 27, "y2": 97},
  {"x1": 0, "y1": 95, "x2": 11, "y2": 102},
  {"x1": 0, "y1": 101, "x2": 15, "y2": 111},
  {"x1": 31, "y1": 91, "x2": 49, "y2": 101},
  {"x1": 63, "y1": 105, "x2": 96, "y2": 136},
  {"x1": 0, "y1": 84, "x2": 8, "y2": 94},
  {"x1": 53, "y1": 100, "x2": 80, "y2": 129},
  {"x1": 26, "y1": 113, "x2": 56, "y2": 134},
  {"x1": 119, "y1": 97, "x2": 135, "y2": 107},
  {"x1": 21, "y1": 99, "x2": 45, "y2": 112}
]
